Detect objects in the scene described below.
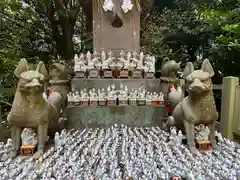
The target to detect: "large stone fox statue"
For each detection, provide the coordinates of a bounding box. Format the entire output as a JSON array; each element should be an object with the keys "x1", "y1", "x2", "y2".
[
  {"x1": 7, "y1": 59, "x2": 63, "y2": 158},
  {"x1": 169, "y1": 59, "x2": 218, "y2": 155}
]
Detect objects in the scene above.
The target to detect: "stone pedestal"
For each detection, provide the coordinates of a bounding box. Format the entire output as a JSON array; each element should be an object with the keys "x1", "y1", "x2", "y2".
[
  {"x1": 88, "y1": 68, "x2": 100, "y2": 78},
  {"x1": 131, "y1": 69, "x2": 143, "y2": 79},
  {"x1": 67, "y1": 78, "x2": 172, "y2": 129},
  {"x1": 145, "y1": 72, "x2": 155, "y2": 79},
  {"x1": 75, "y1": 71, "x2": 86, "y2": 78}
]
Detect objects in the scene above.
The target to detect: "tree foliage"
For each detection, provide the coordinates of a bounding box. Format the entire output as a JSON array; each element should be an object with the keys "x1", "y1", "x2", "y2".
[
  {"x1": 141, "y1": 0, "x2": 240, "y2": 74},
  {"x1": 0, "y1": 0, "x2": 240, "y2": 126}
]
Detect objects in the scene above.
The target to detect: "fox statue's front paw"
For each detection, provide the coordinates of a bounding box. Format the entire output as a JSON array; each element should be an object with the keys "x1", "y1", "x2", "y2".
[
  {"x1": 10, "y1": 150, "x2": 18, "y2": 158},
  {"x1": 211, "y1": 140, "x2": 217, "y2": 150},
  {"x1": 189, "y1": 146, "x2": 201, "y2": 156},
  {"x1": 33, "y1": 149, "x2": 44, "y2": 159}
]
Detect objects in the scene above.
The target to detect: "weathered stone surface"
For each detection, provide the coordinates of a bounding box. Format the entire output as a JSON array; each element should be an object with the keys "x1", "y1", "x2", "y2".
[
  {"x1": 66, "y1": 106, "x2": 166, "y2": 129},
  {"x1": 170, "y1": 59, "x2": 218, "y2": 155}
]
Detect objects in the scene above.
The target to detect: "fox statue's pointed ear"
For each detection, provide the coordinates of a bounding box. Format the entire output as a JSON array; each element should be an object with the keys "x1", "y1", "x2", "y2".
[
  {"x1": 201, "y1": 59, "x2": 215, "y2": 77},
  {"x1": 14, "y1": 58, "x2": 29, "y2": 78},
  {"x1": 36, "y1": 61, "x2": 48, "y2": 78},
  {"x1": 183, "y1": 62, "x2": 194, "y2": 79}
]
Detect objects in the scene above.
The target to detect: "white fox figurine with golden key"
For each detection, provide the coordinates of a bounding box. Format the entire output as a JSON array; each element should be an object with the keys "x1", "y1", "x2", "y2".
[{"x1": 170, "y1": 59, "x2": 218, "y2": 155}]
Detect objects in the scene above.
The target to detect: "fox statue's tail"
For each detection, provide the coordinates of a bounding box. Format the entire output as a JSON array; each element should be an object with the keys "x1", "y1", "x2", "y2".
[{"x1": 43, "y1": 92, "x2": 62, "y2": 113}]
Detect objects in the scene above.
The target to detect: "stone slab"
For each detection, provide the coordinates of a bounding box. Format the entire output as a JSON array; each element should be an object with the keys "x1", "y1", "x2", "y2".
[
  {"x1": 66, "y1": 106, "x2": 166, "y2": 129},
  {"x1": 71, "y1": 78, "x2": 161, "y2": 92}
]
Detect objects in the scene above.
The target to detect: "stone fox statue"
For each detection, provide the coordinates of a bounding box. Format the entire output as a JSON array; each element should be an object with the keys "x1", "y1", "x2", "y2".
[
  {"x1": 7, "y1": 59, "x2": 62, "y2": 158},
  {"x1": 170, "y1": 59, "x2": 218, "y2": 155}
]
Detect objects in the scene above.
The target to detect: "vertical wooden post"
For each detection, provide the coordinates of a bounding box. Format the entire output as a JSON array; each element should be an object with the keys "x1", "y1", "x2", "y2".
[
  {"x1": 220, "y1": 76, "x2": 239, "y2": 139},
  {"x1": 233, "y1": 86, "x2": 240, "y2": 134}
]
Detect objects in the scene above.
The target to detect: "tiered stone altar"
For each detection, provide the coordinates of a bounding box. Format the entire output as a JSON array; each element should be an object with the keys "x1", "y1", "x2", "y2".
[
  {"x1": 67, "y1": 79, "x2": 166, "y2": 129},
  {"x1": 65, "y1": 1, "x2": 177, "y2": 128}
]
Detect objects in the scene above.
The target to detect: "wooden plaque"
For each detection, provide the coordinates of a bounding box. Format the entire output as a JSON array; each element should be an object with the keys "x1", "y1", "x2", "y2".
[
  {"x1": 119, "y1": 70, "x2": 129, "y2": 78},
  {"x1": 21, "y1": 145, "x2": 36, "y2": 156},
  {"x1": 92, "y1": 0, "x2": 140, "y2": 54},
  {"x1": 103, "y1": 70, "x2": 113, "y2": 78}
]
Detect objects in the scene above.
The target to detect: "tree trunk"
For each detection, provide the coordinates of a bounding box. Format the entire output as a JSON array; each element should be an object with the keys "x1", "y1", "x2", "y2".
[
  {"x1": 0, "y1": 102, "x2": 2, "y2": 141},
  {"x1": 61, "y1": 20, "x2": 74, "y2": 61}
]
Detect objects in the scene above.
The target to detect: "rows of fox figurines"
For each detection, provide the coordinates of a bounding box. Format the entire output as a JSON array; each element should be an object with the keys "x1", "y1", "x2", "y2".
[
  {"x1": 73, "y1": 50, "x2": 156, "y2": 79},
  {"x1": 67, "y1": 84, "x2": 165, "y2": 107},
  {"x1": 0, "y1": 126, "x2": 240, "y2": 179}
]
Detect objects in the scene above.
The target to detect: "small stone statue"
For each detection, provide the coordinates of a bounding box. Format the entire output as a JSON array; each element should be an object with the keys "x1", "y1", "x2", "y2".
[{"x1": 160, "y1": 58, "x2": 181, "y2": 82}]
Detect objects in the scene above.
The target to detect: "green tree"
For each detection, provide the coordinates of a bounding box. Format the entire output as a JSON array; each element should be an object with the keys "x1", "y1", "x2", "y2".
[{"x1": 141, "y1": 0, "x2": 240, "y2": 74}]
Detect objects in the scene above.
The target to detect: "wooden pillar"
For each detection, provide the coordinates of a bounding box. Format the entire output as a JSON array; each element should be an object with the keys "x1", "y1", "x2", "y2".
[
  {"x1": 92, "y1": 0, "x2": 140, "y2": 54},
  {"x1": 233, "y1": 85, "x2": 240, "y2": 137},
  {"x1": 220, "y1": 76, "x2": 239, "y2": 139}
]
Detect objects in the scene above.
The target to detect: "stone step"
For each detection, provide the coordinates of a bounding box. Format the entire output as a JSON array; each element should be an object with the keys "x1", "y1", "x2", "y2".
[{"x1": 65, "y1": 105, "x2": 167, "y2": 129}]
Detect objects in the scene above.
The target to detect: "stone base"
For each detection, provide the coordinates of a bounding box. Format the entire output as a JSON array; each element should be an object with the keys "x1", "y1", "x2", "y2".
[
  {"x1": 103, "y1": 69, "x2": 114, "y2": 78},
  {"x1": 131, "y1": 70, "x2": 143, "y2": 79},
  {"x1": 137, "y1": 99, "x2": 146, "y2": 106},
  {"x1": 98, "y1": 99, "x2": 107, "y2": 106},
  {"x1": 88, "y1": 69, "x2": 100, "y2": 78},
  {"x1": 21, "y1": 145, "x2": 36, "y2": 156},
  {"x1": 73, "y1": 102, "x2": 80, "y2": 106},
  {"x1": 145, "y1": 72, "x2": 155, "y2": 79},
  {"x1": 75, "y1": 71, "x2": 86, "y2": 78},
  {"x1": 89, "y1": 99, "x2": 98, "y2": 106},
  {"x1": 107, "y1": 100, "x2": 117, "y2": 106},
  {"x1": 118, "y1": 99, "x2": 128, "y2": 106},
  {"x1": 129, "y1": 99, "x2": 137, "y2": 106},
  {"x1": 80, "y1": 100, "x2": 89, "y2": 106}
]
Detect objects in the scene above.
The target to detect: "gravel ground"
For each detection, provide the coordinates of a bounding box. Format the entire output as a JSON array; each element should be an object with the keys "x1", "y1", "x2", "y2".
[{"x1": 0, "y1": 125, "x2": 239, "y2": 180}]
